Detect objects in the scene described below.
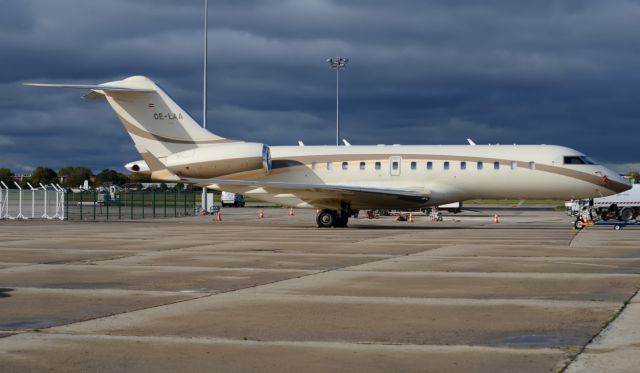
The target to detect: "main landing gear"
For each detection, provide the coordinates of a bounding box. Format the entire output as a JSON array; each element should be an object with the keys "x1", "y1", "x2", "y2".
[{"x1": 316, "y1": 209, "x2": 350, "y2": 228}]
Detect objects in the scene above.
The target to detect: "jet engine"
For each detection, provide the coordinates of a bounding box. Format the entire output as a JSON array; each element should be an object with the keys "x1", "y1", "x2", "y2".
[
  {"x1": 124, "y1": 160, "x2": 151, "y2": 174},
  {"x1": 166, "y1": 142, "x2": 272, "y2": 178}
]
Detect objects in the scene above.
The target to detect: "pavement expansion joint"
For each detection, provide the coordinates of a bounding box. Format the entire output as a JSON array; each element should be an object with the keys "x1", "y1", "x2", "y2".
[
  {"x1": 167, "y1": 250, "x2": 396, "y2": 258},
  {"x1": 14, "y1": 332, "x2": 565, "y2": 354},
  {"x1": 235, "y1": 293, "x2": 620, "y2": 308},
  {"x1": 6, "y1": 286, "x2": 213, "y2": 297},
  {"x1": 335, "y1": 270, "x2": 640, "y2": 279}
]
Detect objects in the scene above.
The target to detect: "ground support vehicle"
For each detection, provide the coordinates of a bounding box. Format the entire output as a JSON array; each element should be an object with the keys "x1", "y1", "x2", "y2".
[
  {"x1": 593, "y1": 184, "x2": 640, "y2": 222},
  {"x1": 221, "y1": 191, "x2": 245, "y2": 207}
]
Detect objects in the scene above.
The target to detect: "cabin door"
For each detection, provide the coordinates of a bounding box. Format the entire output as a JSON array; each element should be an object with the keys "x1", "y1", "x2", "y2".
[{"x1": 389, "y1": 156, "x2": 401, "y2": 176}]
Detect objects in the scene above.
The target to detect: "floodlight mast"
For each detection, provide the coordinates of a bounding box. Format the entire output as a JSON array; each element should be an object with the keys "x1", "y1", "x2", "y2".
[
  {"x1": 202, "y1": 0, "x2": 209, "y2": 213},
  {"x1": 203, "y1": 0, "x2": 208, "y2": 130},
  {"x1": 327, "y1": 57, "x2": 349, "y2": 146}
]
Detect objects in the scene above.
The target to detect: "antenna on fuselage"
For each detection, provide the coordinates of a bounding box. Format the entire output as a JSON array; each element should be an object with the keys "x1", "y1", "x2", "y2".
[{"x1": 467, "y1": 138, "x2": 476, "y2": 146}]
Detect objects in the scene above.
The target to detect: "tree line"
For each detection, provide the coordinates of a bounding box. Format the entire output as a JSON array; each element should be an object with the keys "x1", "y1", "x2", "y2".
[{"x1": 0, "y1": 166, "x2": 153, "y2": 189}]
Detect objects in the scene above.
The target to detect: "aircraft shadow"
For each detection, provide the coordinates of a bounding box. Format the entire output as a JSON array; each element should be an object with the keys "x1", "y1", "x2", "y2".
[{"x1": 0, "y1": 288, "x2": 14, "y2": 298}]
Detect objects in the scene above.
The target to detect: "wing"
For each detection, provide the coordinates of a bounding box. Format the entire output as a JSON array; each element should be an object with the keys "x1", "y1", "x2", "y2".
[{"x1": 184, "y1": 177, "x2": 430, "y2": 210}]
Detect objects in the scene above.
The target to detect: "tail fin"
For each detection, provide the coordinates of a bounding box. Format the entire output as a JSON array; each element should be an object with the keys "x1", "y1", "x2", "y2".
[{"x1": 26, "y1": 76, "x2": 234, "y2": 159}]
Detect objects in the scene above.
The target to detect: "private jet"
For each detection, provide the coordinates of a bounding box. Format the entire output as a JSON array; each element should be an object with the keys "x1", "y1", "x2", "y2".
[{"x1": 26, "y1": 76, "x2": 631, "y2": 227}]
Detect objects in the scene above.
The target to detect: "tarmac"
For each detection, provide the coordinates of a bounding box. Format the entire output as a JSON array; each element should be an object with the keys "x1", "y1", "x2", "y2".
[{"x1": 0, "y1": 207, "x2": 639, "y2": 372}]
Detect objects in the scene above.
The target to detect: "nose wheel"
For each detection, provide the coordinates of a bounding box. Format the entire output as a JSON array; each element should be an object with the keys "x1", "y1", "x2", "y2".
[{"x1": 316, "y1": 209, "x2": 349, "y2": 228}]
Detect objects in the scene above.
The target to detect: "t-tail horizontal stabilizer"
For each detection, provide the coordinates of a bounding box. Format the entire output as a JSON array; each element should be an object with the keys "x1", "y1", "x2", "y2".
[{"x1": 23, "y1": 83, "x2": 154, "y2": 100}]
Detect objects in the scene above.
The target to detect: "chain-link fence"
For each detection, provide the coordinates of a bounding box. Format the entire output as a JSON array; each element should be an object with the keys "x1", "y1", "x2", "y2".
[{"x1": 65, "y1": 189, "x2": 199, "y2": 221}]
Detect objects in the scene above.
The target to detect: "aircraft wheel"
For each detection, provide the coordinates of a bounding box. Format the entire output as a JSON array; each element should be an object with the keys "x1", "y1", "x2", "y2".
[
  {"x1": 574, "y1": 219, "x2": 585, "y2": 230},
  {"x1": 317, "y1": 209, "x2": 336, "y2": 228}
]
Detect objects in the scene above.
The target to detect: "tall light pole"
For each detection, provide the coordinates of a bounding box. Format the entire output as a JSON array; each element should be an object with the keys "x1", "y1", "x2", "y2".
[
  {"x1": 203, "y1": 0, "x2": 208, "y2": 129},
  {"x1": 201, "y1": 0, "x2": 209, "y2": 213},
  {"x1": 327, "y1": 57, "x2": 348, "y2": 146}
]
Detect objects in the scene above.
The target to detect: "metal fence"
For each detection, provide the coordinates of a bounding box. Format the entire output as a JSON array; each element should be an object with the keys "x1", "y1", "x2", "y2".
[
  {"x1": 0, "y1": 182, "x2": 65, "y2": 220},
  {"x1": 0, "y1": 183, "x2": 199, "y2": 221},
  {"x1": 65, "y1": 189, "x2": 199, "y2": 221}
]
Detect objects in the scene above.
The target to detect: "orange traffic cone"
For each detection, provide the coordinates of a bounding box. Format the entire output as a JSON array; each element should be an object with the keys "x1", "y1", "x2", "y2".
[
  {"x1": 493, "y1": 214, "x2": 500, "y2": 224},
  {"x1": 259, "y1": 209, "x2": 264, "y2": 219},
  {"x1": 289, "y1": 208, "x2": 294, "y2": 216},
  {"x1": 216, "y1": 211, "x2": 222, "y2": 222},
  {"x1": 408, "y1": 213, "x2": 414, "y2": 223}
]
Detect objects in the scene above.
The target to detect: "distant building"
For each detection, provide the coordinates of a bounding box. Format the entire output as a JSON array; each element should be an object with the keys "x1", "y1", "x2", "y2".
[
  {"x1": 9, "y1": 173, "x2": 97, "y2": 188},
  {"x1": 12, "y1": 175, "x2": 30, "y2": 183}
]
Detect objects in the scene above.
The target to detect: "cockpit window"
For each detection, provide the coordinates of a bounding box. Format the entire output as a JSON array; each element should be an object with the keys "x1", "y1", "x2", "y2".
[{"x1": 564, "y1": 156, "x2": 597, "y2": 165}]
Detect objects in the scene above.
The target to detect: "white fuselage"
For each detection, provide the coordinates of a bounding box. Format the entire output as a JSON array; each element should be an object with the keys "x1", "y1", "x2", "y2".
[{"x1": 198, "y1": 144, "x2": 628, "y2": 209}]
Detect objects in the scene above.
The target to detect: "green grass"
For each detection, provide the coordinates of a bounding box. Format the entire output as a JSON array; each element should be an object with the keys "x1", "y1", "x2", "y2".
[{"x1": 66, "y1": 191, "x2": 199, "y2": 208}]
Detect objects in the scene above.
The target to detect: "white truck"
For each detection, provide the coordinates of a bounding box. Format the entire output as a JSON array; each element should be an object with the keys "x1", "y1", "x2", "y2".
[
  {"x1": 593, "y1": 184, "x2": 640, "y2": 222},
  {"x1": 221, "y1": 191, "x2": 245, "y2": 207}
]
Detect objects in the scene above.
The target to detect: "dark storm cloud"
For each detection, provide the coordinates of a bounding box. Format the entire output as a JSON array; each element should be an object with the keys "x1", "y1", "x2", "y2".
[{"x1": 1, "y1": 0, "x2": 639, "y2": 174}]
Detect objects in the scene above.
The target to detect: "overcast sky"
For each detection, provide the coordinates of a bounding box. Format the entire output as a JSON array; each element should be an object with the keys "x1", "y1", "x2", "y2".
[{"x1": 2, "y1": 0, "x2": 640, "y2": 174}]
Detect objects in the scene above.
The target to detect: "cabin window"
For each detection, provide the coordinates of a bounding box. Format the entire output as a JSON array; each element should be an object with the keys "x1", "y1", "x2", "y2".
[
  {"x1": 477, "y1": 161, "x2": 483, "y2": 170},
  {"x1": 326, "y1": 162, "x2": 333, "y2": 170},
  {"x1": 311, "y1": 162, "x2": 317, "y2": 170},
  {"x1": 360, "y1": 161, "x2": 366, "y2": 170},
  {"x1": 564, "y1": 156, "x2": 596, "y2": 165},
  {"x1": 342, "y1": 161, "x2": 348, "y2": 170},
  {"x1": 410, "y1": 161, "x2": 417, "y2": 170},
  {"x1": 528, "y1": 161, "x2": 535, "y2": 170},
  {"x1": 493, "y1": 161, "x2": 500, "y2": 170},
  {"x1": 444, "y1": 161, "x2": 450, "y2": 170},
  {"x1": 460, "y1": 161, "x2": 467, "y2": 170},
  {"x1": 392, "y1": 161, "x2": 399, "y2": 170},
  {"x1": 426, "y1": 161, "x2": 433, "y2": 170},
  {"x1": 511, "y1": 161, "x2": 517, "y2": 170},
  {"x1": 375, "y1": 161, "x2": 381, "y2": 170}
]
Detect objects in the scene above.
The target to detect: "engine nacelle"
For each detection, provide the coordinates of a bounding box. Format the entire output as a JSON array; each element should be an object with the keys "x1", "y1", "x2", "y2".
[
  {"x1": 124, "y1": 160, "x2": 151, "y2": 174},
  {"x1": 166, "y1": 142, "x2": 272, "y2": 178}
]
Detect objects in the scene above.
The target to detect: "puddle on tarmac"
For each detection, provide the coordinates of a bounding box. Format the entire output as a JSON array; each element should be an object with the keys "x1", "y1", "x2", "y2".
[
  {"x1": 0, "y1": 319, "x2": 56, "y2": 330},
  {"x1": 482, "y1": 334, "x2": 584, "y2": 347}
]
